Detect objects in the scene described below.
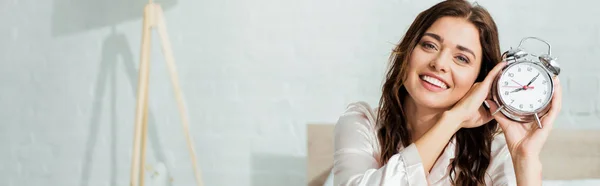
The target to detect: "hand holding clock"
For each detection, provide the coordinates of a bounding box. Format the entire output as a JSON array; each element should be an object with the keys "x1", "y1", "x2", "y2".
[
  {"x1": 487, "y1": 76, "x2": 562, "y2": 158},
  {"x1": 486, "y1": 76, "x2": 562, "y2": 186},
  {"x1": 484, "y1": 37, "x2": 560, "y2": 185},
  {"x1": 448, "y1": 60, "x2": 562, "y2": 185}
]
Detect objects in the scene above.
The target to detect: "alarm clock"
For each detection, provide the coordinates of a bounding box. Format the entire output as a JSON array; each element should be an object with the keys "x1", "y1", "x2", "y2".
[{"x1": 489, "y1": 37, "x2": 561, "y2": 129}]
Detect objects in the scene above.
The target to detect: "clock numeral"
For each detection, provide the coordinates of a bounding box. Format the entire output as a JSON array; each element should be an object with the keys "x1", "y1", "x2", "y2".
[
  {"x1": 527, "y1": 67, "x2": 532, "y2": 72},
  {"x1": 542, "y1": 80, "x2": 547, "y2": 84},
  {"x1": 529, "y1": 104, "x2": 533, "y2": 108},
  {"x1": 538, "y1": 99, "x2": 542, "y2": 103},
  {"x1": 504, "y1": 81, "x2": 508, "y2": 86},
  {"x1": 504, "y1": 91, "x2": 509, "y2": 96},
  {"x1": 519, "y1": 104, "x2": 523, "y2": 109},
  {"x1": 508, "y1": 73, "x2": 514, "y2": 77},
  {"x1": 511, "y1": 99, "x2": 514, "y2": 103},
  {"x1": 543, "y1": 90, "x2": 547, "y2": 95}
]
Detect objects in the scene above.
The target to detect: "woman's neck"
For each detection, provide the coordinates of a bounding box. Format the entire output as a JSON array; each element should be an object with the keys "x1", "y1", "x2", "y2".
[{"x1": 403, "y1": 96, "x2": 447, "y2": 143}]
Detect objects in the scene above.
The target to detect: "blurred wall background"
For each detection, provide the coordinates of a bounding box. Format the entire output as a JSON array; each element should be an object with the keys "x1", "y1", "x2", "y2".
[{"x1": 0, "y1": 0, "x2": 598, "y2": 185}]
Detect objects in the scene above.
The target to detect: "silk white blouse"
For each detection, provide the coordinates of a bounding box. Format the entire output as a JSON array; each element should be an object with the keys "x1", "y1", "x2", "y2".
[{"x1": 333, "y1": 102, "x2": 517, "y2": 186}]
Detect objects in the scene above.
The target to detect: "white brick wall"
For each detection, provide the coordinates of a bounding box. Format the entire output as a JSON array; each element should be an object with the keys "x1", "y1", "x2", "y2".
[{"x1": 1, "y1": 0, "x2": 598, "y2": 185}]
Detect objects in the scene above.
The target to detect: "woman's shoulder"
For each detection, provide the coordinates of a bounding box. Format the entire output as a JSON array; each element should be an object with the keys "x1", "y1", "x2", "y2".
[
  {"x1": 491, "y1": 132, "x2": 509, "y2": 152},
  {"x1": 335, "y1": 101, "x2": 379, "y2": 129},
  {"x1": 490, "y1": 131, "x2": 512, "y2": 163},
  {"x1": 486, "y1": 131, "x2": 518, "y2": 184},
  {"x1": 334, "y1": 101, "x2": 381, "y2": 145}
]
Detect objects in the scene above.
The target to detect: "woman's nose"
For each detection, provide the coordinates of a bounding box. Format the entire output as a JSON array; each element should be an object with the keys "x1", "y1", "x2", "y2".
[{"x1": 429, "y1": 52, "x2": 451, "y2": 73}]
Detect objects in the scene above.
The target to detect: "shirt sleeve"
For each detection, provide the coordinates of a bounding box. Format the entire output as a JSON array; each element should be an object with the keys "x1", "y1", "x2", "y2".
[
  {"x1": 333, "y1": 102, "x2": 429, "y2": 186},
  {"x1": 488, "y1": 134, "x2": 518, "y2": 186}
]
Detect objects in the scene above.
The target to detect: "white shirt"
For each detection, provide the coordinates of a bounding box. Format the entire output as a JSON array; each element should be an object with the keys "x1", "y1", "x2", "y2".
[{"x1": 333, "y1": 101, "x2": 517, "y2": 186}]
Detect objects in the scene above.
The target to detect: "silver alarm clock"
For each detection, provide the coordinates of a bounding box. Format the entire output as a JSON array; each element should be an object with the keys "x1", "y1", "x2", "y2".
[{"x1": 490, "y1": 37, "x2": 561, "y2": 129}]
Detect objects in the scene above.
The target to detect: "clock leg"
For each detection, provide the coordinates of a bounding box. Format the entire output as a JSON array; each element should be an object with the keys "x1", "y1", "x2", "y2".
[
  {"x1": 491, "y1": 105, "x2": 505, "y2": 116},
  {"x1": 534, "y1": 113, "x2": 542, "y2": 129}
]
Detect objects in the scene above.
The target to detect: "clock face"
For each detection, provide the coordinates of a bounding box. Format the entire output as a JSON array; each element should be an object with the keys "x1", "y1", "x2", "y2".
[{"x1": 497, "y1": 62, "x2": 553, "y2": 113}]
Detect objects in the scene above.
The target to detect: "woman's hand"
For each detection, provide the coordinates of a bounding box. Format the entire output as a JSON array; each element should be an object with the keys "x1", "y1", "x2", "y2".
[
  {"x1": 449, "y1": 62, "x2": 507, "y2": 129},
  {"x1": 487, "y1": 77, "x2": 563, "y2": 159}
]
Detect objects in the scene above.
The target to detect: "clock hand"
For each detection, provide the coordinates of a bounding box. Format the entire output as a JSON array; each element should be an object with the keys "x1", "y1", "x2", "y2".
[
  {"x1": 526, "y1": 73, "x2": 540, "y2": 87},
  {"x1": 510, "y1": 87, "x2": 524, "y2": 93},
  {"x1": 503, "y1": 86, "x2": 534, "y2": 88},
  {"x1": 511, "y1": 79, "x2": 523, "y2": 86}
]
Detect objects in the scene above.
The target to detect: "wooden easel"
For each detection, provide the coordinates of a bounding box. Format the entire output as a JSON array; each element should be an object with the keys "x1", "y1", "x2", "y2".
[{"x1": 129, "y1": 1, "x2": 204, "y2": 186}]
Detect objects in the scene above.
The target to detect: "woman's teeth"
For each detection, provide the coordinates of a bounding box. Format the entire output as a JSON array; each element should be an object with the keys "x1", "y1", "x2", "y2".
[{"x1": 420, "y1": 75, "x2": 448, "y2": 89}]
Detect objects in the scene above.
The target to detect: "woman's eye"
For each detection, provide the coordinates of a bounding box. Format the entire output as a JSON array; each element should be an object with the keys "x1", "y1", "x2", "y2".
[
  {"x1": 456, "y1": 55, "x2": 469, "y2": 63},
  {"x1": 421, "y1": 42, "x2": 437, "y2": 50}
]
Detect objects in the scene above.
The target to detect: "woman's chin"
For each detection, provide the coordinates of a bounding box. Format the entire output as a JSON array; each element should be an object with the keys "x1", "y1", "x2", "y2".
[
  {"x1": 405, "y1": 85, "x2": 455, "y2": 110},
  {"x1": 412, "y1": 95, "x2": 453, "y2": 110}
]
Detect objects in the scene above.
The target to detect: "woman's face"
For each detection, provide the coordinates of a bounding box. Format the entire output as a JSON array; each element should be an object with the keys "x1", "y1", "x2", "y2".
[{"x1": 404, "y1": 16, "x2": 483, "y2": 109}]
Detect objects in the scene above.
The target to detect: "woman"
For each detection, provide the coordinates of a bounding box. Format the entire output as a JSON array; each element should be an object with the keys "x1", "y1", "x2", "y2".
[{"x1": 333, "y1": 0, "x2": 562, "y2": 185}]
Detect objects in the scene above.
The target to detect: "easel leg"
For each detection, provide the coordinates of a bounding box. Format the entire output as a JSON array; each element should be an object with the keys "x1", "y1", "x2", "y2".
[
  {"x1": 140, "y1": 102, "x2": 149, "y2": 186},
  {"x1": 130, "y1": 4, "x2": 154, "y2": 186},
  {"x1": 155, "y1": 5, "x2": 204, "y2": 186}
]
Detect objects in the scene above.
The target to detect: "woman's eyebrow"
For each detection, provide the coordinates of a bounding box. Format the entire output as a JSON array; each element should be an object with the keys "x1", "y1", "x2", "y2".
[
  {"x1": 457, "y1": 45, "x2": 476, "y2": 60},
  {"x1": 423, "y1": 33, "x2": 443, "y2": 43}
]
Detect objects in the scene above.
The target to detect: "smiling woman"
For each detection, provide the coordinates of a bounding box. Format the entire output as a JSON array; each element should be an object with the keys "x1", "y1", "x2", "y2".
[{"x1": 333, "y1": 0, "x2": 563, "y2": 185}]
